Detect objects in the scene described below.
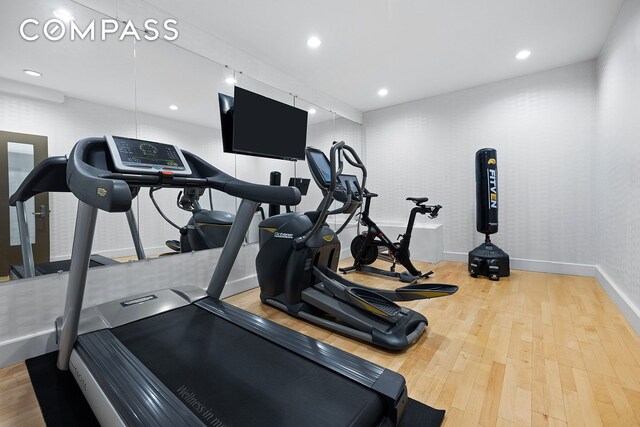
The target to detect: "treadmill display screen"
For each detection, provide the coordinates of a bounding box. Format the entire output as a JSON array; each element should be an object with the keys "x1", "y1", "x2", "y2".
[
  {"x1": 107, "y1": 136, "x2": 192, "y2": 175},
  {"x1": 113, "y1": 137, "x2": 185, "y2": 170},
  {"x1": 307, "y1": 150, "x2": 332, "y2": 186}
]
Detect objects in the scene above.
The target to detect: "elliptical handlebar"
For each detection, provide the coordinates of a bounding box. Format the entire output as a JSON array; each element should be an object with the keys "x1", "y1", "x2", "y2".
[{"x1": 294, "y1": 141, "x2": 367, "y2": 248}]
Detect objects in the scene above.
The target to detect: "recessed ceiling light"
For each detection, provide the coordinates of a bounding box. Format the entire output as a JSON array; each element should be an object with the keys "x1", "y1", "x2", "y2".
[
  {"x1": 515, "y1": 50, "x2": 532, "y2": 60},
  {"x1": 52, "y1": 8, "x2": 74, "y2": 22},
  {"x1": 23, "y1": 69, "x2": 42, "y2": 77},
  {"x1": 225, "y1": 76, "x2": 237, "y2": 85},
  {"x1": 306, "y1": 36, "x2": 321, "y2": 49},
  {"x1": 169, "y1": 105, "x2": 179, "y2": 111},
  {"x1": 308, "y1": 108, "x2": 317, "y2": 115},
  {"x1": 377, "y1": 88, "x2": 388, "y2": 97}
]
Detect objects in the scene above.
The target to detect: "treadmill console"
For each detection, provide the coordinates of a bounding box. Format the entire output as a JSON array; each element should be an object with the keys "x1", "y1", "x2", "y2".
[{"x1": 106, "y1": 135, "x2": 192, "y2": 176}]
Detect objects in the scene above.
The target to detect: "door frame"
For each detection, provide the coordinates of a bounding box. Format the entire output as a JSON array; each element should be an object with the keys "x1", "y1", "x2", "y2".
[{"x1": 0, "y1": 131, "x2": 49, "y2": 276}]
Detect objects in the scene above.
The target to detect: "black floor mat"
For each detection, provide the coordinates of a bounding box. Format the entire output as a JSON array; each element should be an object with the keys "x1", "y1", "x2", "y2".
[
  {"x1": 27, "y1": 351, "x2": 445, "y2": 427},
  {"x1": 399, "y1": 399, "x2": 445, "y2": 426},
  {"x1": 25, "y1": 351, "x2": 99, "y2": 427}
]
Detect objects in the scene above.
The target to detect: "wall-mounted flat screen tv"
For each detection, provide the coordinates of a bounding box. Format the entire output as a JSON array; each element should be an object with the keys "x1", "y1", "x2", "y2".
[{"x1": 218, "y1": 86, "x2": 308, "y2": 161}]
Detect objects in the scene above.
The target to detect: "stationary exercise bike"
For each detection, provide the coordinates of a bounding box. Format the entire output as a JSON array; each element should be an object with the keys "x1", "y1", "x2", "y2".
[
  {"x1": 340, "y1": 189, "x2": 442, "y2": 283},
  {"x1": 149, "y1": 186, "x2": 235, "y2": 252},
  {"x1": 255, "y1": 142, "x2": 458, "y2": 350}
]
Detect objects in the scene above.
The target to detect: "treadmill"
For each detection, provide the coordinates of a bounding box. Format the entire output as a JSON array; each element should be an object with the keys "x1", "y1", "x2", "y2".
[
  {"x1": 8, "y1": 156, "x2": 145, "y2": 279},
  {"x1": 56, "y1": 135, "x2": 410, "y2": 426}
]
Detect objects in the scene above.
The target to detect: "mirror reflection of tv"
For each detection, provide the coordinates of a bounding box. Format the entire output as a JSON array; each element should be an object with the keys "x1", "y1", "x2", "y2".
[
  {"x1": 288, "y1": 177, "x2": 310, "y2": 196},
  {"x1": 218, "y1": 86, "x2": 308, "y2": 161},
  {"x1": 218, "y1": 93, "x2": 234, "y2": 154}
]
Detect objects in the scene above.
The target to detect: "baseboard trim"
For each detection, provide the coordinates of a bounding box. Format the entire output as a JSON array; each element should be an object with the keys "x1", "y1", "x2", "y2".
[
  {"x1": 220, "y1": 274, "x2": 259, "y2": 298},
  {"x1": 443, "y1": 252, "x2": 596, "y2": 277},
  {"x1": 596, "y1": 267, "x2": 640, "y2": 336},
  {"x1": 51, "y1": 246, "x2": 169, "y2": 262}
]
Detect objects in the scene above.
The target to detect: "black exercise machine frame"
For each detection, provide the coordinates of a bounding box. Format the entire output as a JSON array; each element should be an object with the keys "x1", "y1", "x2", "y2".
[{"x1": 340, "y1": 190, "x2": 442, "y2": 283}]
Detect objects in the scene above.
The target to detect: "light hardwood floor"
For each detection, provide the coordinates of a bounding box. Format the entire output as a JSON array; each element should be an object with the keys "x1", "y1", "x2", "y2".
[{"x1": 1, "y1": 260, "x2": 639, "y2": 426}]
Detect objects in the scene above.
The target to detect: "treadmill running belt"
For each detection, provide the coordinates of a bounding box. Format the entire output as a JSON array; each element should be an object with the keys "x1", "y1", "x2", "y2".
[
  {"x1": 36, "y1": 259, "x2": 98, "y2": 275},
  {"x1": 111, "y1": 304, "x2": 387, "y2": 427}
]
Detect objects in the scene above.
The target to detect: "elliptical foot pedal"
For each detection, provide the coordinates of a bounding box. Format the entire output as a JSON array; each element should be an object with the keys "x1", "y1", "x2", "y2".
[
  {"x1": 347, "y1": 288, "x2": 401, "y2": 322},
  {"x1": 394, "y1": 283, "x2": 459, "y2": 300}
]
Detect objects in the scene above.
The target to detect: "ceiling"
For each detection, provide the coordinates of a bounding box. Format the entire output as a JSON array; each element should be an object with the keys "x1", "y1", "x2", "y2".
[
  {"x1": 0, "y1": 0, "x2": 334, "y2": 129},
  {"x1": 145, "y1": 0, "x2": 624, "y2": 111},
  {"x1": 0, "y1": 0, "x2": 625, "y2": 124}
]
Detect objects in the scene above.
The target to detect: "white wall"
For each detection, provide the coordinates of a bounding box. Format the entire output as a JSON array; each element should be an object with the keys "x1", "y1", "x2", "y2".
[
  {"x1": 363, "y1": 61, "x2": 598, "y2": 269},
  {"x1": 595, "y1": 0, "x2": 640, "y2": 332}
]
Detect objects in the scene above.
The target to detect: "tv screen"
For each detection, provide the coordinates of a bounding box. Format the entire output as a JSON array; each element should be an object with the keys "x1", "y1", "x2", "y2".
[{"x1": 231, "y1": 86, "x2": 308, "y2": 160}]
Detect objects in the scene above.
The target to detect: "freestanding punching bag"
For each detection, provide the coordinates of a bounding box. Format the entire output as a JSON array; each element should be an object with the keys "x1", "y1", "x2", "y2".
[{"x1": 468, "y1": 148, "x2": 510, "y2": 281}]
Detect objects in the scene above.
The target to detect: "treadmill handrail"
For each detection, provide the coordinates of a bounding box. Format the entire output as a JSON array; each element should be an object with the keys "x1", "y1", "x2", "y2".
[
  {"x1": 8, "y1": 156, "x2": 69, "y2": 205},
  {"x1": 66, "y1": 136, "x2": 302, "y2": 213}
]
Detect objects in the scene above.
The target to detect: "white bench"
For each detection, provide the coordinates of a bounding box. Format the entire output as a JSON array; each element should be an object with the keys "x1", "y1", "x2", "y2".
[{"x1": 337, "y1": 222, "x2": 443, "y2": 263}]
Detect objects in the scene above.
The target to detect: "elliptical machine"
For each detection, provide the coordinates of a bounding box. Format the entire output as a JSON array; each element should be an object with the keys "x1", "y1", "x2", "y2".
[
  {"x1": 340, "y1": 190, "x2": 442, "y2": 283},
  {"x1": 256, "y1": 142, "x2": 458, "y2": 350},
  {"x1": 149, "y1": 187, "x2": 235, "y2": 252}
]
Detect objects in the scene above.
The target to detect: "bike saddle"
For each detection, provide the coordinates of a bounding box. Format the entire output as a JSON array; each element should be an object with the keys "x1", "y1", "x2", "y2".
[
  {"x1": 407, "y1": 197, "x2": 429, "y2": 204},
  {"x1": 364, "y1": 192, "x2": 378, "y2": 198}
]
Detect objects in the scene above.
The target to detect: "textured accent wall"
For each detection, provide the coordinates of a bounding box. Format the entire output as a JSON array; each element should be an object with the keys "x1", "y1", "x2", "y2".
[
  {"x1": 363, "y1": 61, "x2": 598, "y2": 264},
  {"x1": 596, "y1": 0, "x2": 640, "y2": 318}
]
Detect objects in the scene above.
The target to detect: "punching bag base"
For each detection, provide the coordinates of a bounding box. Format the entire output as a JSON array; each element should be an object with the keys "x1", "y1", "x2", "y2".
[{"x1": 468, "y1": 241, "x2": 510, "y2": 281}]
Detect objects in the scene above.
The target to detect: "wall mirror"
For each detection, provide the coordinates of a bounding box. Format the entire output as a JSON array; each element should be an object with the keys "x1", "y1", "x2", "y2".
[
  {"x1": 0, "y1": 0, "x2": 365, "y2": 284},
  {"x1": 0, "y1": 0, "x2": 136, "y2": 282}
]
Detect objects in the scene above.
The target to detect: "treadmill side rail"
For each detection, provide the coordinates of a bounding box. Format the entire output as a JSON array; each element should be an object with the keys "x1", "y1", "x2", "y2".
[{"x1": 74, "y1": 330, "x2": 206, "y2": 427}]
